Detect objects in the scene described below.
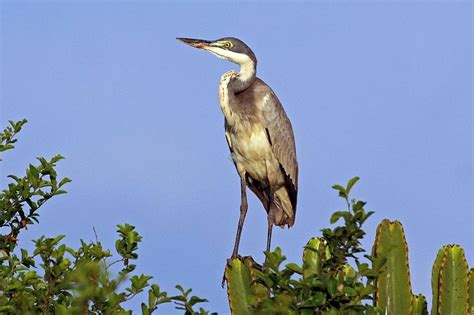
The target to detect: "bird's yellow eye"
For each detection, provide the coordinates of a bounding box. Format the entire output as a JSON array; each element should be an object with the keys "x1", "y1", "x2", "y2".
[{"x1": 224, "y1": 41, "x2": 232, "y2": 48}]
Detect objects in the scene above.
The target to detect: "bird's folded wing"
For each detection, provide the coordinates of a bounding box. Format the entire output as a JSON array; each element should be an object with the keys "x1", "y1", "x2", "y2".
[{"x1": 261, "y1": 91, "x2": 298, "y2": 197}]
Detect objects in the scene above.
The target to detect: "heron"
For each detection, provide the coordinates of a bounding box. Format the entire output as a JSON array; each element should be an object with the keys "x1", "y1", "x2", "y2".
[{"x1": 177, "y1": 37, "x2": 298, "y2": 259}]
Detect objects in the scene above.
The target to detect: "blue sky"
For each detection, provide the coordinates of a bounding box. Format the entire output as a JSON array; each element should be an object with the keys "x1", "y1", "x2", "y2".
[{"x1": 1, "y1": 1, "x2": 472, "y2": 313}]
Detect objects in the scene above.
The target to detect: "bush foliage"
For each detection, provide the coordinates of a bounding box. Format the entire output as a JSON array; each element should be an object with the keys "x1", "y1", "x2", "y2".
[{"x1": 0, "y1": 120, "x2": 212, "y2": 314}]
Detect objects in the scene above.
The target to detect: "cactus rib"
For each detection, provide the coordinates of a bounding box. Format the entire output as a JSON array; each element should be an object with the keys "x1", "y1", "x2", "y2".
[
  {"x1": 372, "y1": 219, "x2": 412, "y2": 315},
  {"x1": 411, "y1": 294, "x2": 428, "y2": 315},
  {"x1": 224, "y1": 256, "x2": 268, "y2": 315},
  {"x1": 431, "y1": 245, "x2": 469, "y2": 315}
]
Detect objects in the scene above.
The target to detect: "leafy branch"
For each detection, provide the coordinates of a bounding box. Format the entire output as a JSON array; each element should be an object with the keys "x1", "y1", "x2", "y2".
[
  {"x1": 0, "y1": 120, "x2": 212, "y2": 313},
  {"x1": 0, "y1": 119, "x2": 28, "y2": 159}
]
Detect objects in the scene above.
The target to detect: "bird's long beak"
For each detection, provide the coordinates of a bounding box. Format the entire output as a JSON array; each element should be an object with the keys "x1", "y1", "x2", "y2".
[{"x1": 177, "y1": 37, "x2": 212, "y2": 49}]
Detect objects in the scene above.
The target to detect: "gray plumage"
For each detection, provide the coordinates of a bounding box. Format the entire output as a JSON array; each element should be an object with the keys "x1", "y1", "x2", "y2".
[
  {"x1": 224, "y1": 78, "x2": 298, "y2": 226},
  {"x1": 177, "y1": 36, "x2": 298, "y2": 258}
]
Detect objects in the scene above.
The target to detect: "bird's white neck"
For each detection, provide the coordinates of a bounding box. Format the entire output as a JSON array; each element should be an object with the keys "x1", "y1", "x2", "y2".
[
  {"x1": 238, "y1": 59, "x2": 255, "y2": 83},
  {"x1": 203, "y1": 45, "x2": 256, "y2": 93},
  {"x1": 231, "y1": 58, "x2": 256, "y2": 93}
]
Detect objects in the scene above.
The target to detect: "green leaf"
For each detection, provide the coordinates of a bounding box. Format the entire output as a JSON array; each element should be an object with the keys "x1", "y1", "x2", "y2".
[
  {"x1": 285, "y1": 263, "x2": 302, "y2": 274},
  {"x1": 330, "y1": 211, "x2": 350, "y2": 224},
  {"x1": 345, "y1": 176, "x2": 360, "y2": 194},
  {"x1": 327, "y1": 278, "x2": 338, "y2": 296},
  {"x1": 50, "y1": 154, "x2": 65, "y2": 164},
  {"x1": 0, "y1": 144, "x2": 14, "y2": 152},
  {"x1": 189, "y1": 296, "x2": 208, "y2": 305},
  {"x1": 141, "y1": 303, "x2": 150, "y2": 315},
  {"x1": 303, "y1": 238, "x2": 324, "y2": 279},
  {"x1": 52, "y1": 235, "x2": 66, "y2": 246},
  {"x1": 58, "y1": 177, "x2": 72, "y2": 187},
  {"x1": 0, "y1": 306, "x2": 17, "y2": 313},
  {"x1": 342, "y1": 286, "x2": 357, "y2": 296},
  {"x1": 332, "y1": 184, "x2": 347, "y2": 198}
]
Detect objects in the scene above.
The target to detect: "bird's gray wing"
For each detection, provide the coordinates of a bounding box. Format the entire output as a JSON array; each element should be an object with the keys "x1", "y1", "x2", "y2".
[{"x1": 260, "y1": 90, "x2": 298, "y2": 208}]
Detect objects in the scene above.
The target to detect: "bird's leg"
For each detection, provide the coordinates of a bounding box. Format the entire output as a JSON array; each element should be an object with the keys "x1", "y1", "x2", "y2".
[
  {"x1": 266, "y1": 190, "x2": 276, "y2": 253},
  {"x1": 263, "y1": 194, "x2": 275, "y2": 269},
  {"x1": 231, "y1": 174, "x2": 248, "y2": 258},
  {"x1": 266, "y1": 217, "x2": 273, "y2": 253},
  {"x1": 266, "y1": 201, "x2": 275, "y2": 253},
  {"x1": 223, "y1": 173, "x2": 248, "y2": 287}
]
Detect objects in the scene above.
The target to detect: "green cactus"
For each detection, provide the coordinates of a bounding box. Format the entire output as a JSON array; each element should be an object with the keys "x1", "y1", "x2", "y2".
[
  {"x1": 340, "y1": 263, "x2": 357, "y2": 282},
  {"x1": 224, "y1": 257, "x2": 253, "y2": 314},
  {"x1": 469, "y1": 268, "x2": 474, "y2": 315},
  {"x1": 224, "y1": 256, "x2": 266, "y2": 315},
  {"x1": 431, "y1": 245, "x2": 469, "y2": 315},
  {"x1": 372, "y1": 219, "x2": 412, "y2": 315},
  {"x1": 411, "y1": 294, "x2": 428, "y2": 315}
]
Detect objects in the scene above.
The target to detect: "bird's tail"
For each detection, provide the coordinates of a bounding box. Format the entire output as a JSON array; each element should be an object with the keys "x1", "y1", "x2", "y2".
[
  {"x1": 272, "y1": 186, "x2": 296, "y2": 228},
  {"x1": 247, "y1": 178, "x2": 296, "y2": 228}
]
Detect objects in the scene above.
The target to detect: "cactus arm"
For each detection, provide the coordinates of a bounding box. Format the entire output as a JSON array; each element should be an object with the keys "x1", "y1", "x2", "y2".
[
  {"x1": 431, "y1": 245, "x2": 469, "y2": 315},
  {"x1": 411, "y1": 294, "x2": 428, "y2": 315},
  {"x1": 225, "y1": 257, "x2": 254, "y2": 315},
  {"x1": 224, "y1": 256, "x2": 269, "y2": 315},
  {"x1": 469, "y1": 268, "x2": 474, "y2": 315},
  {"x1": 247, "y1": 258, "x2": 269, "y2": 307},
  {"x1": 372, "y1": 219, "x2": 412, "y2": 314},
  {"x1": 431, "y1": 246, "x2": 445, "y2": 314}
]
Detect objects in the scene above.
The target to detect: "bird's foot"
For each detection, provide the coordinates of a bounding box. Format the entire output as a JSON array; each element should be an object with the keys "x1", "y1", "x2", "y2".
[
  {"x1": 224, "y1": 70, "x2": 237, "y2": 77},
  {"x1": 220, "y1": 70, "x2": 237, "y2": 83},
  {"x1": 221, "y1": 274, "x2": 226, "y2": 288}
]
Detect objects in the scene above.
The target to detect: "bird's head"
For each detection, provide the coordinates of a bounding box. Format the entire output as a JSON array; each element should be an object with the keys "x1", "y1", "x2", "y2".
[{"x1": 177, "y1": 37, "x2": 257, "y2": 66}]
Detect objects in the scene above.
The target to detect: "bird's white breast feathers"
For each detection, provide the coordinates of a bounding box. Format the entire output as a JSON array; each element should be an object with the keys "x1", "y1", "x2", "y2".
[{"x1": 230, "y1": 126, "x2": 277, "y2": 183}]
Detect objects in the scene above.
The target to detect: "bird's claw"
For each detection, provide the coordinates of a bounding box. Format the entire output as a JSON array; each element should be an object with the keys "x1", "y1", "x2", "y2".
[
  {"x1": 220, "y1": 70, "x2": 238, "y2": 85},
  {"x1": 221, "y1": 255, "x2": 240, "y2": 288}
]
